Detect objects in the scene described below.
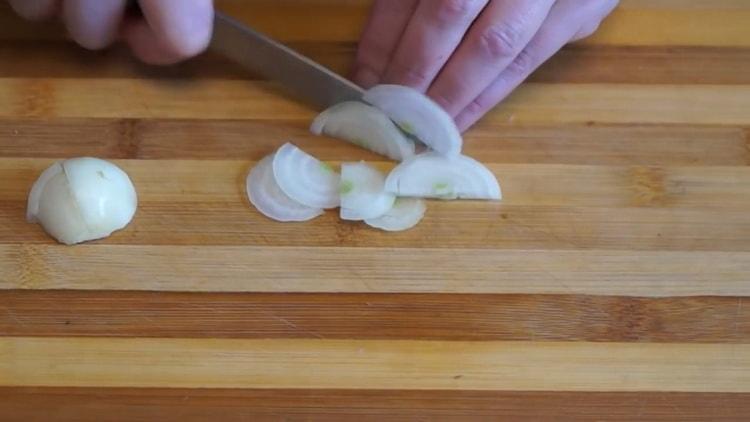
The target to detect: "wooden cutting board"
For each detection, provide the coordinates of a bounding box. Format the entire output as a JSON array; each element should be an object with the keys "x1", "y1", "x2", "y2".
[{"x1": 1, "y1": 0, "x2": 750, "y2": 419}]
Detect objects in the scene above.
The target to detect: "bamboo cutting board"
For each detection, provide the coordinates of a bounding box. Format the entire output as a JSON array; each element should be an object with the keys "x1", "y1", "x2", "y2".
[{"x1": 2, "y1": 0, "x2": 750, "y2": 420}]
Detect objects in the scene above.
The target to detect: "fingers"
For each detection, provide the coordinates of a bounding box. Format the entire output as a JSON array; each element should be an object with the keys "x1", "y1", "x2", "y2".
[
  {"x1": 8, "y1": 0, "x2": 60, "y2": 21},
  {"x1": 454, "y1": 0, "x2": 618, "y2": 130},
  {"x1": 353, "y1": 0, "x2": 418, "y2": 88},
  {"x1": 123, "y1": 0, "x2": 214, "y2": 65},
  {"x1": 63, "y1": 0, "x2": 127, "y2": 50},
  {"x1": 383, "y1": 0, "x2": 488, "y2": 91},
  {"x1": 427, "y1": 0, "x2": 555, "y2": 116}
]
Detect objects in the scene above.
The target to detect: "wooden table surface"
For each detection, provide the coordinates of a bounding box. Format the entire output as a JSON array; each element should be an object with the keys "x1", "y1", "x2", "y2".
[{"x1": 1, "y1": 0, "x2": 750, "y2": 420}]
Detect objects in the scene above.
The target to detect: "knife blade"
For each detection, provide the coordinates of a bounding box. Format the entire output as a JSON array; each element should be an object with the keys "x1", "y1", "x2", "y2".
[{"x1": 210, "y1": 11, "x2": 364, "y2": 110}]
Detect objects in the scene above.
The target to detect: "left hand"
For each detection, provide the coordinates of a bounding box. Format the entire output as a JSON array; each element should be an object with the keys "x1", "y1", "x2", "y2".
[{"x1": 353, "y1": 0, "x2": 619, "y2": 131}]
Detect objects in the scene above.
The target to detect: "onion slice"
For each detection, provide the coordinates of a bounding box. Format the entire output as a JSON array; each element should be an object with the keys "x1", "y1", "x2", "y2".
[
  {"x1": 363, "y1": 84, "x2": 463, "y2": 157},
  {"x1": 365, "y1": 198, "x2": 426, "y2": 232},
  {"x1": 384, "y1": 152, "x2": 502, "y2": 200},
  {"x1": 311, "y1": 101, "x2": 416, "y2": 161},
  {"x1": 273, "y1": 143, "x2": 340, "y2": 209},
  {"x1": 340, "y1": 162, "x2": 396, "y2": 221},
  {"x1": 247, "y1": 154, "x2": 324, "y2": 222}
]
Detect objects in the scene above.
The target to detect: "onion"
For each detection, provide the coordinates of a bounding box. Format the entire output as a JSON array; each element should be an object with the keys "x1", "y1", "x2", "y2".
[
  {"x1": 247, "y1": 154, "x2": 324, "y2": 222},
  {"x1": 311, "y1": 101, "x2": 416, "y2": 161},
  {"x1": 365, "y1": 198, "x2": 426, "y2": 232},
  {"x1": 363, "y1": 84, "x2": 462, "y2": 157},
  {"x1": 272, "y1": 142, "x2": 340, "y2": 209},
  {"x1": 384, "y1": 152, "x2": 501, "y2": 200},
  {"x1": 27, "y1": 157, "x2": 138, "y2": 245},
  {"x1": 340, "y1": 162, "x2": 396, "y2": 221}
]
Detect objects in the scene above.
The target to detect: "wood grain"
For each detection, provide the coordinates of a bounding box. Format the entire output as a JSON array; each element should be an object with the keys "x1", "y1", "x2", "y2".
[
  {"x1": 3, "y1": 337, "x2": 750, "y2": 392},
  {"x1": 3, "y1": 79, "x2": 750, "y2": 126},
  {"x1": 2, "y1": 388, "x2": 749, "y2": 421},
  {"x1": 5, "y1": 158, "x2": 750, "y2": 209},
  {"x1": 2, "y1": 119, "x2": 747, "y2": 166},
  {"x1": 5, "y1": 42, "x2": 750, "y2": 87},
  {"x1": 1, "y1": 0, "x2": 749, "y2": 417},
  {"x1": 1, "y1": 291, "x2": 748, "y2": 343},
  {"x1": 2, "y1": 245, "x2": 749, "y2": 296},
  {"x1": 3, "y1": 0, "x2": 750, "y2": 47}
]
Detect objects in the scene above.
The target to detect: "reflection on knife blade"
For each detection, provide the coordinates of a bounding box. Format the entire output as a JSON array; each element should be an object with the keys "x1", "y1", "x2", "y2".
[{"x1": 210, "y1": 11, "x2": 364, "y2": 110}]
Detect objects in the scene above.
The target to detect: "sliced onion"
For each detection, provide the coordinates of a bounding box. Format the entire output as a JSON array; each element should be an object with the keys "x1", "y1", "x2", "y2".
[
  {"x1": 247, "y1": 154, "x2": 324, "y2": 222},
  {"x1": 273, "y1": 143, "x2": 340, "y2": 209},
  {"x1": 363, "y1": 84, "x2": 463, "y2": 157},
  {"x1": 311, "y1": 101, "x2": 416, "y2": 161},
  {"x1": 339, "y1": 162, "x2": 396, "y2": 221},
  {"x1": 384, "y1": 152, "x2": 501, "y2": 200},
  {"x1": 365, "y1": 198, "x2": 426, "y2": 232}
]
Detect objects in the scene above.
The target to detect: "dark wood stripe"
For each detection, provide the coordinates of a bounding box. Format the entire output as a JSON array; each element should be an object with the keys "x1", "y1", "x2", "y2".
[
  {"x1": 0, "y1": 41, "x2": 352, "y2": 81},
  {"x1": 1, "y1": 291, "x2": 748, "y2": 342},
  {"x1": 1, "y1": 387, "x2": 748, "y2": 421},
  {"x1": 0, "y1": 119, "x2": 747, "y2": 166},
  {"x1": 3, "y1": 40, "x2": 750, "y2": 86}
]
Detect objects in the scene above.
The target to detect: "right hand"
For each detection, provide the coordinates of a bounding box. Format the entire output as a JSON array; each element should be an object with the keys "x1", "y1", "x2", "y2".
[{"x1": 7, "y1": 0, "x2": 215, "y2": 64}]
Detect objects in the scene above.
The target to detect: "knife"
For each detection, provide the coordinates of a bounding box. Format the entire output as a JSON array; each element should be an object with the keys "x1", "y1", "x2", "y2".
[{"x1": 210, "y1": 11, "x2": 365, "y2": 110}]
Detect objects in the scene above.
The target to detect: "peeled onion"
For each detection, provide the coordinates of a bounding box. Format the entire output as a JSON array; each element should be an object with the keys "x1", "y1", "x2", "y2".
[
  {"x1": 311, "y1": 101, "x2": 416, "y2": 161},
  {"x1": 384, "y1": 152, "x2": 501, "y2": 200},
  {"x1": 339, "y1": 162, "x2": 396, "y2": 221},
  {"x1": 27, "y1": 157, "x2": 138, "y2": 245},
  {"x1": 365, "y1": 198, "x2": 426, "y2": 232},
  {"x1": 363, "y1": 84, "x2": 463, "y2": 157},
  {"x1": 273, "y1": 143, "x2": 340, "y2": 209},
  {"x1": 247, "y1": 154, "x2": 324, "y2": 222}
]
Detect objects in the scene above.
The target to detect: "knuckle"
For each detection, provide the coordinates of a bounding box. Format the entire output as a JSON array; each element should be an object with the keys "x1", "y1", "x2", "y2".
[
  {"x1": 431, "y1": 0, "x2": 482, "y2": 26},
  {"x1": 505, "y1": 49, "x2": 535, "y2": 76},
  {"x1": 389, "y1": 62, "x2": 432, "y2": 87},
  {"x1": 476, "y1": 22, "x2": 525, "y2": 60},
  {"x1": 465, "y1": 97, "x2": 489, "y2": 115}
]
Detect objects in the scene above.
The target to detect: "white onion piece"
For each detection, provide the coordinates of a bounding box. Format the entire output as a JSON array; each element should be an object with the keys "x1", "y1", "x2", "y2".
[
  {"x1": 62, "y1": 158, "x2": 138, "y2": 236},
  {"x1": 363, "y1": 84, "x2": 462, "y2": 157},
  {"x1": 26, "y1": 161, "x2": 64, "y2": 223},
  {"x1": 384, "y1": 152, "x2": 501, "y2": 200},
  {"x1": 27, "y1": 158, "x2": 138, "y2": 245},
  {"x1": 311, "y1": 101, "x2": 416, "y2": 161},
  {"x1": 273, "y1": 143, "x2": 340, "y2": 209},
  {"x1": 365, "y1": 198, "x2": 426, "y2": 232},
  {"x1": 339, "y1": 162, "x2": 396, "y2": 221},
  {"x1": 246, "y1": 155, "x2": 324, "y2": 222}
]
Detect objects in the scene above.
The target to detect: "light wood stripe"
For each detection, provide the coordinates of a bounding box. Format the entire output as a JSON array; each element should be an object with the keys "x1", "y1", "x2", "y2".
[
  {"x1": 2, "y1": 79, "x2": 750, "y2": 125},
  {"x1": 3, "y1": 1, "x2": 750, "y2": 47},
  {"x1": 484, "y1": 84, "x2": 750, "y2": 126},
  {"x1": 1, "y1": 119, "x2": 746, "y2": 166},
  {"x1": 2, "y1": 245, "x2": 749, "y2": 296},
  {"x1": 4, "y1": 159, "x2": 750, "y2": 209},
  {"x1": 4, "y1": 202, "x2": 750, "y2": 251},
  {"x1": 2, "y1": 291, "x2": 748, "y2": 343},
  {"x1": 2, "y1": 388, "x2": 749, "y2": 421},
  {"x1": 2, "y1": 337, "x2": 749, "y2": 392}
]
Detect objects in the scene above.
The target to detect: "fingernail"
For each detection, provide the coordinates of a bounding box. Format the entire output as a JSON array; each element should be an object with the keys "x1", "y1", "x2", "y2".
[{"x1": 353, "y1": 66, "x2": 380, "y2": 88}]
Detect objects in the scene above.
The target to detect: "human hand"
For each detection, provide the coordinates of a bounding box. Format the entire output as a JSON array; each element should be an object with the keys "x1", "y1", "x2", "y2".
[
  {"x1": 7, "y1": 0, "x2": 214, "y2": 64},
  {"x1": 354, "y1": 0, "x2": 619, "y2": 131}
]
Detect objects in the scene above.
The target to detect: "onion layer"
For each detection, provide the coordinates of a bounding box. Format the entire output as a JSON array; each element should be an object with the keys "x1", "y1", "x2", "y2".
[
  {"x1": 247, "y1": 154, "x2": 324, "y2": 222},
  {"x1": 273, "y1": 142, "x2": 340, "y2": 209},
  {"x1": 384, "y1": 152, "x2": 501, "y2": 200}
]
